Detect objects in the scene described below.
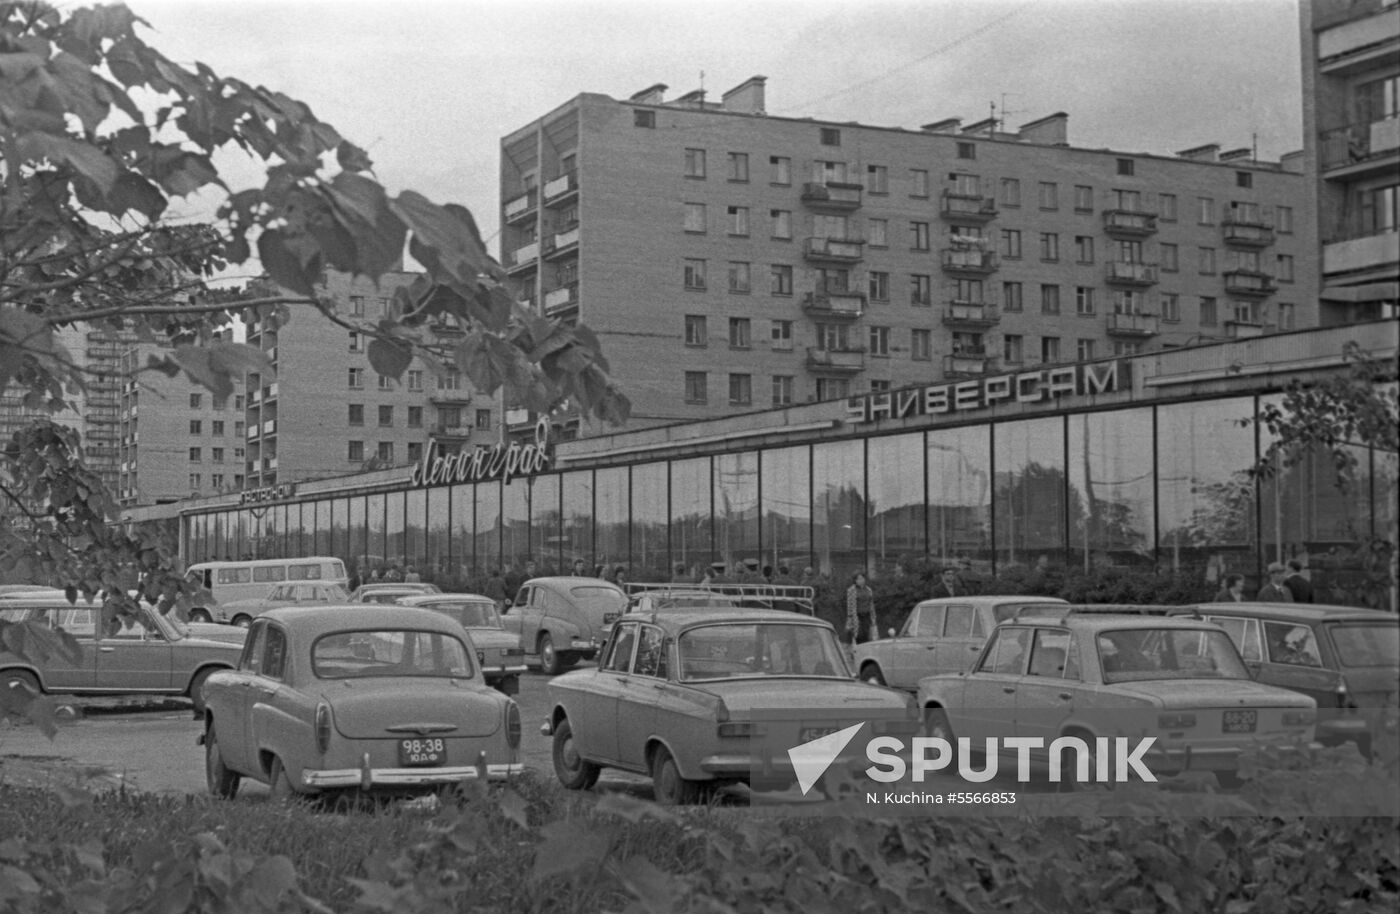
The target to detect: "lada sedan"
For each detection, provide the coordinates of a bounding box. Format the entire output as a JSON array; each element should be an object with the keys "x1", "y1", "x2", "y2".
[
  {"x1": 349, "y1": 583, "x2": 442, "y2": 604},
  {"x1": 0, "y1": 597, "x2": 241, "y2": 713},
  {"x1": 219, "y1": 581, "x2": 350, "y2": 627},
  {"x1": 396, "y1": 594, "x2": 527, "y2": 695},
  {"x1": 916, "y1": 612, "x2": 1317, "y2": 789},
  {"x1": 542, "y1": 609, "x2": 917, "y2": 804},
  {"x1": 854, "y1": 596, "x2": 1068, "y2": 690},
  {"x1": 200, "y1": 605, "x2": 523, "y2": 800}
]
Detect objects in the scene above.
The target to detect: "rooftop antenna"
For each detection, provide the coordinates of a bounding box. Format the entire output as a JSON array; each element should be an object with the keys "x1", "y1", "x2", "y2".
[
  {"x1": 1252, "y1": 132, "x2": 1258, "y2": 161},
  {"x1": 996, "y1": 93, "x2": 1018, "y2": 132},
  {"x1": 699, "y1": 69, "x2": 705, "y2": 102}
]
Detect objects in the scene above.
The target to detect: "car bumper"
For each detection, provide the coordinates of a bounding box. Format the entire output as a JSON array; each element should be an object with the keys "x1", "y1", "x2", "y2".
[
  {"x1": 1317, "y1": 717, "x2": 1371, "y2": 742},
  {"x1": 1147, "y1": 740, "x2": 1317, "y2": 773},
  {"x1": 302, "y1": 759, "x2": 524, "y2": 789},
  {"x1": 567, "y1": 639, "x2": 598, "y2": 655}
]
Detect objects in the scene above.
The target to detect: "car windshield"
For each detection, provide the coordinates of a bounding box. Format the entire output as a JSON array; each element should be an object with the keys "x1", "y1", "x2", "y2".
[
  {"x1": 993, "y1": 602, "x2": 1069, "y2": 623},
  {"x1": 422, "y1": 600, "x2": 502, "y2": 629},
  {"x1": 1328, "y1": 623, "x2": 1400, "y2": 668},
  {"x1": 1097, "y1": 628, "x2": 1249, "y2": 683},
  {"x1": 570, "y1": 586, "x2": 628, "y2": 614},
  {"x1": 312, "y1": 629, "x2": 474, "y2": 679},
  {"x1": 676, "y1": 622, "x2": 848, "y2": 680}
]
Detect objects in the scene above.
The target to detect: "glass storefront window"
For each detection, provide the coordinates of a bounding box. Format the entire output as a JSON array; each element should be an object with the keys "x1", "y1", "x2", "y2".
[
  {"x1": 1068, "y1": 409, "x2": 1155, "y2": 570},
  {"x1": 475, "y1": 481, "x2": 501, "y2": 586},
  {"x1": 761, "y1": 445, "x2": 811, "y2": 579},
  {"x1": 346, "y1": 496, "x2": 366, "y2": 580},
  {"x1": 716, "y1": 452, "x2": 760, "y2": 575},
  {"x1": 562, "y1": 470, "x2": 594, "y2": 571},
  {"x1": 928, "y1": 425, "x2": 991, "y2": 570},
  {"x1": 994, "y1": 417, "x2": 1066, "y2": 572},
  {"x1": 813, "y1": 439, "x2": 864, "y2": 581},
  {"x1": 529, "y1": 474, "x2": 561, "y2": 572},
  {"x1": 596, "y1": 466, "x2": 628, "y2": 573},
  {"x1": 405, "y1": 489, "x2": 425, "y2": 573},
  {"x1": 631, "y1": 464, "x2": 667, "y2": 578},
  {"x1": 313, "y1": 500, "x2": 331, "y2": 557},
  {"x1": 502, "y1": 479, "x2": 529, "y2": 577},
  {"x1": 868, "y1": 433, "x2": 926, "y2": 576},
  {"x1": 671, "y1": 457, "x2": 712, "y2": 579},
  {"x1": 366, "y1": 493, "x2": 386, "y2": 572},
  {"x1": 429, "y1": 487, "x2": 453, "y2": 585}
]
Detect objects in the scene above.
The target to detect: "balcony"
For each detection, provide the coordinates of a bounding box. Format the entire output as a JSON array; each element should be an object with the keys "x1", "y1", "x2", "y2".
[
  {"x1": 1222, "y1": 217, "x2": 1276, "y2": 248},
  {"x1": 262, "y1": 456, "x2": 278, "y2": 471},
  {"x1": 942, "y1": 302, "x2": 1000, "y2": 327},
  {"x1": 1320, "y1": 118, "x2": 1400, "y2": 177},
  {"x1": 544, "y1": 283, "x2": 578, "y2": 316},
  {"x1": 544, "y1": 224, "x2": 579, "y2": 259},
  {"x1": 1223, "y1": 270, "x2": 1277, "y2": 297},
  {"x1": 505, "y1": 241, "x2": 539, "y2": 274},
  {"x1": 805, "y1": 347, "x2": 866, "y2": 373},
  {"x1": 1105, "y1": 261, "x2": 1159, "y2": 285},
  {"x1": 804, "y1": 236, "x2": 865, "y2": 263},
  {"x1": 800, "y1": 181, "x2": 863, "y2": 212},
  {"x1": 543, "y1": 171, "x2": 578, "y2": 205},
  {"x1": 1106, "y1": 312, "x2": 1160, "y2": 337},
  {"x1": 433, "y1": 425, "x2": 472, "y2": 440},
  {"x1": 1224, "y1": 320, "x2": 1266, "y2": 339},
  {"x1": 430, "y1": 389, "x2": 472, "y2": 405},
  {"x1": 504, "y1": 188, "x2": 537, "y2": 223},
  {"x1": 939, "y1": 190, "x2": 997, "y2": 223},
  {"x1": 246, "y1": 424, "x2": 258, "y2": 440},
  {"x1": 262, "y1": 418, "x2": 276, "y2": 436},
  {"x1": 263, "y1": 382, "x2": 278, "y2": 401},
  {"x1": 1103, "y1": 209, "x2": 1158, "y2": 237},
  {"x1": 801, "y1": 289, "x2": 865, "y2": 319},
  {"x1": 940, "y1": 248, "x2": 998, "y2": 274},
  {"x1": 943, "y1": 350, "x2": 993, "y2": 377}
]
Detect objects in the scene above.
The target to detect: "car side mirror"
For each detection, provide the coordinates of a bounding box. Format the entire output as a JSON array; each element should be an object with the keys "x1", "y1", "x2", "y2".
[{"x1": 887, "y1": 627, "x2": 896, "y2": 639}]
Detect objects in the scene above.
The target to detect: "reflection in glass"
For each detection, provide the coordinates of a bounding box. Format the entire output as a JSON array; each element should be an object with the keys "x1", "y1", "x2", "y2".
[
  {"x1": 347, "y1": 497, "x2": 366, "y2": 578},
  {"x1": 596, "y1": 467, "x2": 628, "y2": 572},
  {"x1": 405, "y1": 489, "x2": 426, "y2": 571},
  {"x1": 994, "y1": 417, "x2": 1066, "y2": 570},
  {"x1": 562, "y1": 470, "x2": 594, "y2": 570},
  {"x1": 1068, "y1": 410, "x2": 1154, "y2": 569},
  {"x1": 330, "y1": 498, "x2": 348, "y2": 570},
  {"x1": 716, "y1": 452, "x2": 760, "y2": 574},
  {"x1": 928, "y1": 425, "x2": 991, "y2": 568},
  {"x1": 501, "y1": 479, "x2": 529, "y2": 574},
  {"x1": 385, "y1": 491, "x2": 405, "y2": 568},
  {"x1": 868, "y1": 433, "x2": 926, "y2": 575},
  {"x1": 671, "y1": 457, "x2": 712, "y2": 578},
  {"x1": 314, "y1": 500, "x2": 331, "y2": 557},
  {"x1": 631, "y1": 464, "x2": 666, "y2": 578},
  {"x1": 429, "y1": 487, "x2": 453, "y2": 584},
  {"x1": 475, "y1": 481, "x2": 501, "y2": 581},
  {"x1": 761, "y1": 446, "x2": 811, "y2": 576},
  {"x1": 813, "y1": 439, "x2": 864, "y2": 580},
  {"x1": 529, "y1": 474, "x2": 561, "y2": 571},
  {"x1": 366, "y1": 493, "x2": 386, "y2": 571}
]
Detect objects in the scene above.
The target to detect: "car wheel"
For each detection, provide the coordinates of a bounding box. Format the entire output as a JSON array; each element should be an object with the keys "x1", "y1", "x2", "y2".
[
  {"x1": 189, "y1": 608, "x2": 212, "y2": 623},
  {"x1": 860, "y1": 663, "x2": 886, "y2": 686},
  {"x1": 205, "y1": 722, "x2": 241, "y2": 799},
  {"x1": 2, "y1": 669, "x2": 42, "y2": 700},
  {"x1": 232, "y1": 615, "x2": 252, "y2": 629},
  {"x1": 1213, "y1": 770, "x2": 1245, "y2": 790},
  {"x1": 269, "y1": 756, "x2": 298, "y2": 802},
  {"x1": 924, "y1": 707, "x2": 958, "y2": 762},
  {"x1": 539, "y1": 633, "x2": 562, "y2": 675},
  {"x1": 188, "y1": 667, "x2": 218, "y2": 716},
  {"x1": 552, "y1": 718, "x2": 601, "y2": 790},
  {"x1": 651, "y1": 747, "x2": 700, "y2": 806}
]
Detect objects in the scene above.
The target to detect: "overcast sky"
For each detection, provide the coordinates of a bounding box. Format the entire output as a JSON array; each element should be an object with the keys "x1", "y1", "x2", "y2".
[{"x1": 130, "y1": 0, "x2": 1304, "y2": 264}]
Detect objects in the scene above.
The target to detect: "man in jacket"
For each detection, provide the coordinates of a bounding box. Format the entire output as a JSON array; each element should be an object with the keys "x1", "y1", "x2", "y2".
[{"x1": 1257, "y1": 562, "x2": 1295, "y2": 602}]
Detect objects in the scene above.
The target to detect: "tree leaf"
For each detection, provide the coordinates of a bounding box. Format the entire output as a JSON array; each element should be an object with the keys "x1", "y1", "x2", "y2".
[
  {"x1": 17, "y1": 132, "x2": 119, "y2": 193},
  {"x1": 366, "y1": 336, "x2": 412, "y2": 380},
  {"x1": 257, "y1": 229, "x2": 317, "y2": 296}
]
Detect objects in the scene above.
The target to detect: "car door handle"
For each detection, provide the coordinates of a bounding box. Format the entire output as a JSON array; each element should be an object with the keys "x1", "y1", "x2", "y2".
[
  {"x1": 1002, "y1": 687, "x2": 1015, "y2": 694},
  {"x1": 1057, "y1": 692, "x2": 1072, "y2": 701},
  {"x1": 99, "y1": 647, "x2": 116, "y2": 653},
  {"x1": 924, "y1": 646, "x2": 937, "y2": 650}
]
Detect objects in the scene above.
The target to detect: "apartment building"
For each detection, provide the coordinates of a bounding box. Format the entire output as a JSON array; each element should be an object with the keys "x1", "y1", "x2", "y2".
[
  {"x1": 1300, "y1": 0, "x2": 1399, "y2": 322},
  {"x1": 499, "y1": 78, "x2": 1317, "y2": 429},
  {"x1": 242, "y1": 271, "x2": 499, "y2": 491}
]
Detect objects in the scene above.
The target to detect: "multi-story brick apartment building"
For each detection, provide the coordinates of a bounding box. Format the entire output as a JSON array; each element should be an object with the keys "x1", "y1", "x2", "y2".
[
  {"x1": 499, "y1": 77, "x2": 1318, "y2": 429},
  {"x1": 1300, "y1": 0, "x2": 1399, "y2": 323},
  {"x1": 241, "y1": 271, "x2": 500, "y2": 492}
]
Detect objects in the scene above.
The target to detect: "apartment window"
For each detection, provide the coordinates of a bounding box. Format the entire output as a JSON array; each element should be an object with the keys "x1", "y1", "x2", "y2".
[
  {"x1": 684, "y1": 372, "x2": 707, "y2": 404},
  {"x1": 1041, "y1": 284, "x2": 1061, "y2": 314},
  {"x1": 1236, "y1": 171, "x2": 1252, "y2": 189},
  {"x1": 407, "y1": 406, "x2": 423, "y2": 429},
  {"x1": 684, "y1": 202, "x2": 707, "y2": 233},
  {"x1": 348, "y1": 367, "x2": 364, "y2": 389},
  {"x1": 1074, "y1": 185, "x2": 1093, "y2": 211},
  {"x1": 1200, "y1": 297, "x2": 1218, "y2": 326},
  {"x1": 954, "y1": 278, "x2": 984, "y2": 303},
  {"x1": 190, "y1": 474, "x2": 201, "y2": 489},
  {"x1": 234, "y1": 395, "x2": 244, "y2": 410},
  {"x1": 1075, "y1": 287, "x2": 1096, "y2": 315},
  {"x1": 1358, "y1": 185, "x2": 1398, "y2": 234},
  {"x1": 189, "y1": 393, "x2": 202, "y2": 409},
  {"x1": 1159, "y1": 193, "x2": 1178, "y2": 221},
  {"x1": 728, "y1": 374, "x2": 753, "y2": 406},
  {"x1": 188, "y1": 447, "x2": 201, "y2": 462},
  {"x1": 728, "y1": 261, "x2": 752, "y2": 293},
  {"x1": 683, "y1": 258, "x2": 707, "y2": 290},
  {"x1": 1277, "y1": 254, "x2": 1294, "y2": 283},
  {"x1": 377, "y1": 442, "x2": 394, "y2": 463},
  {"x1": 1002, "y1": 281, "x2": 1023, "y2": 312},
  {"x1": 815, "y1": 159, "x2": 848, "y2": 183},
  {"x1": 956, "y1": 141, "x2": 976, "y2": 160},
  {"x1": 1075, "y1": 235, "x2": 1094, "y2": 263},
  {"x1": 350, "y1": 295, "x2": 365, "y2": 316},
  {"x1": 473, "y1": 409, "x2": 490, "y2": 429},
  {"x1": 727, "y1": 205, "x2": 749, "y2": 236},
  {"x1": 911, "y1": 221, "x2": 930, "y2": 251},
  {"x1": 1003, "y1": 334, "x2": 1024, "y2": 364},
  {"x1": 770, "y1": 209, "x2": 792, "y2": 239},
  {"x1": 868, "y1": 218, "x2": 888, "y2": 247},
  {"x1": 634, "y1": 109, "x2": 655, "y2": 128},
  {"x1": 684, "y1": 148, "x2": 706, "y2": 178},
  {"x1": 770, "y1": 156, "x2": 791, "y2": 185},
  {"x1": 378, "y1": 297, "x2": 390, "y2": 317},
  {"x1": 1112, "y1": 289, "x2": 1144, "y2": 314},
  {"x1": 406, "y1": 370, "x2": 423, "y2": 391},
  {"x1": 1116, "y1": 158, "x2": 1135, "y2": 176},
  {"x1": 189, "y1": 420, "x2": 201, "y2": 435},
  {"x1": 911, "y1": 169, "x2": 929, "y2": 198},
  {"x1": 870, "y1": 380, "x2": 891, "y2": 393},
  {"x1": 816, "y1": 378, "x2": 850, "y2": 401},
  {"x1": 868, "y1": 271, "x2": 889, "y2": 302},
  {"x1": 1160, "y1": 242, "x2": 1179, "y2": 272},
  {"x1": 911, "y1": 329, "x2": 932, "y2": 361},
  {"x1": 1228, "y1": 249, "x2": 1261, "y2": 273},
  {"x1": 438, "y1": 370, "x2": 463, "y2": 391},
  {"x1": 211, "y1": 474, "x2": 224, "y2": 488},
  {"x1": 234, "y1": 423, "x2": 244, "y2": 438},
  {"x1": 770, "y1": 264, "x2": 793, "y2": 296},
  {"x1": 1041, "y1": 336, "x2": 1061, "y2": 363},
  {"x1": 1112, "y1": 341, "x2": 1142, "y2": 356},
  {"x1": 771, "y1": 375, "x2": 794, "y2": 407},
  {"x1": 348, "y1": 404, "x2": 364, "y2": 426},
  {"x1": 212, "y1": 420, "x2": 224, "y2": 436},
  {"x1": 770, "y1": 320, "x2": 793, "y2": 350},
  {"x1": 910, "y1": 274, "x2": 932, "y2": 306},
  {"x1": 1276, "y1": 206, "x2": 1293, "y2": 233},
  {"x1": 1040, "y1": 232, "x2": 1059, "y2": 261},
  {"x1": 815, "y1": 323, "x2": 849, "y2": 351},
  {"x1": 1038, "y1": 181, "x2": 1058, "y2": 209},
  {"x1": 1231, "y1": 301, "x2": 1255, "y2": 324},
  {"x1": 438, "y1": 406, "x2": 461, "y2": 428},
  {"x1": 867, "y1": 164, "x2": 888, "y2": 194},
  {"x1": 999, "y1": 229, "x2": 1021, "y2": 259},
  {"x1": 378, "y1": 405, "x2": 393, "y2": 427},
  {"x1": 377, "y1": 373, "x2": 394, "y2": 391},
  {"x1": 684, "y1": 315, "x2": 707, "y2": 347},
  {"x1": 868, "y1": 325, "x2": 890, "y2": 357},
  {"x1": 1277, "y1": 303, "x2": 1296, "y2": 331},
  {"x1": 727, "y1": 152, "x2": 749, "y2": 182},
  {"x1": 729, "y1": 317, "x2": 752, "y2": 349},
  {"x1": 1197, "y1": 196, "x2": 1214, "y2": 225},
  {"x1": 1161, "y1": 293, "x2": 1181, "y2": 322},
  {"x1": 1198, "y1": 247, "x2": 1216, "y2": 275},
  {"x1": 1000, "y1": 178, "x2": 1021, "y2": 207},
  {"x1": 1077, "y1": 339, "x2": 1097, "y2": 361},
  {"x1": 406, "y1": 442, "x2": 423, "y2": 464}
]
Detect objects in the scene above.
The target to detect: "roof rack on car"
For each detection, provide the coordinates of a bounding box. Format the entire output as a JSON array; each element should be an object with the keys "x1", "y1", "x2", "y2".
[
  {"x1": 1010, "y1": 604, "x2": 1175, "y2": 622},
  {"x1": 624, "y1": 582, "x2": 816, "y2": 616}
]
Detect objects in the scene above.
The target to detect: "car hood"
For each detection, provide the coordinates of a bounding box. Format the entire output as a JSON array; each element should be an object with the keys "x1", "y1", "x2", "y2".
[
  {"x1": 466, "y1": 629, "x2": 517, "y2": 651},
  {"x1": 320, "y1": 678, "x2": 507, "y2": 739},
  {"x1": 690, "y1": 678, "x2": 912, "y2": 714},
  {"x1": 1110, "y1": 679, "x2": 1315, "y2": 709}
]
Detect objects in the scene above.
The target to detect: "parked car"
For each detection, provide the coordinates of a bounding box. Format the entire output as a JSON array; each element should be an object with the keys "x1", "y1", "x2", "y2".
[
  {"x1": 854, "y1": 596, "x2": 1069, "y2": 690},
  {"x1": 185, "y1": 557, "x2": 349, "y2": 622},
  {"x1": 349, "y1": 582, "x2": 443, "y2": 604},
  {"x1": 542, "y1": 609, "x2": 918, "y2": 804},
  {"x1": 1168, "y1": 602, "x2": 1399, "y2": 758},
  {"x1": 916, "y1": 611, "x2": 1317, "y2": 788},
  {"x1": 199, "y1": 605, "x2": 523, "y2": 800},
  {"x1": 0, "y1": 596, "x2": 243, "y2": 713},
  {"x1": 220, "y1": 581, "x2": 350, "y2": 628},
  {"x1": 502, "y1": 577, "x2": 628, "y2": 674},
  {"x1": 395, "y1": 594, "x2": 527, "y2": 695}
]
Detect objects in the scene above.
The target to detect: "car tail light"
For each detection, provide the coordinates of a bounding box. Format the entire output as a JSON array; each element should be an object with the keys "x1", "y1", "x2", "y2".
[
  {"x1": 1335, "y1": 676, "x2": 1352, "y2": 709},
  {"x1": 315, "y1": 702, "x2": 332, "y2": 753},
  {"x1": 717, "y1": 722, "x2": 754, "y2": 738},
  {"x1": 1283, "y1": 710, "x2": 1315, "y2": 727},
  {"x1": 1157, "y1": 713, "x2": 1196, "y2": 729},
  {"x1": 506, "y1": 702, "x2": 521, "y2": 749}
]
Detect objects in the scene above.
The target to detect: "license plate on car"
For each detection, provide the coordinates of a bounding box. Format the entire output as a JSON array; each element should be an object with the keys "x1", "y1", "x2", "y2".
[
  {"x1": 398, "y1": 737, "x2": 446, "y2": 766},
  {"x1": 1222, "y1": 710, "x2": 1257, "y2": 733},
  {"x1": 800, "y1": 726, "x2": 839, "y2": 742}
]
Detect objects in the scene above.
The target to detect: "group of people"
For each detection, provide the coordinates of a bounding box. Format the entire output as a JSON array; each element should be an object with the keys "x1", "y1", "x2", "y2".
[
  {"x1": 1214, "y1": 559, "x2": 1315, "y2": 604},
  {"x1": 844, "y1": 566, "x2": 969, "y2": 645},
  {"x1": 671, "y1": 560, "x2": 818, "y2": 588},
  {"x1": 352, "y1": 563, "x2": 422, "y2": 589}
]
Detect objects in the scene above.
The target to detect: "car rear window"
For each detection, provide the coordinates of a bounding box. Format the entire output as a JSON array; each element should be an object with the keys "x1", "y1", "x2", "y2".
[
  {"x1": 288, "y1": 564, "x2": 324, "y2": 580},
  {"x1": 1098, "y1": 628, "x2": 1250, "y2": 683},
  {"x1": 569, "y1": 586, "x2": 628, "y2": 614},
  {"x1": 312, "y1": 629, "x2": 474, "y2": 679},
  {"x1": 677, "y1": 622, "x2": 846, "y2": 680},
  {"x1": 425, "y1": 601, "x2": 501, "y2": 628},
  {"x1": 1329, "y1": 623, "x2": 1400, "y2": 668}
]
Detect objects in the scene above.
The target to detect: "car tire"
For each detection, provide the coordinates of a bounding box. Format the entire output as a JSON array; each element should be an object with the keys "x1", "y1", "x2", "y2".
[
  {"x1": 189, "y1": 608, "x2": 212, "y2": 623},
  {"x1": 552, "y1": 718, "x2": 601, "y2": 790},
  {"x1": 539, "y1": 633, "x2": 562, "y2": 675},
  {"x1": 651, "y1": 747, "x2": 701, "y2": 806},
  {"x1": 859, "y1": 663, "x2": 886, "y2": 686},
  {"x1": 2, "y1": 669, "x2": 42, "y2": 698},
  {"x1": 269, "y1": 755, "x2": 298, "y2": 802},
  {"x1": 205, "y1": 722, "x2": 241, "y2": 799},
  {"x1": 187, "y1": 667, "x2": 218, "y2": 716},
  {"x1": 231, "y1": 615, "x2": 252, "y2": 629},
  {"x1": 924, "y1": 707, "x2": 957, "y2": 762}
]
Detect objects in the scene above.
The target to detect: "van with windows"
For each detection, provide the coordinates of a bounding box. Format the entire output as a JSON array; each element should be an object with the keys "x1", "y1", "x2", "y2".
[{"x1": 185, "y1": 557, "x2": 349, "y2": 624}]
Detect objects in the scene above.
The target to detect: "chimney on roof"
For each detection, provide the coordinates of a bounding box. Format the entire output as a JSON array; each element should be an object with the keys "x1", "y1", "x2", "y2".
[
  {"x1": 722, "y1": 75, "x2": 767, "y2": 114},
  {"x1": 675, "y1": 89, "x2": 707, "y2": 107},
  {"x1": 1219, "y1": 147, "x2": 1252, "y2": 162},
  {"x1": 921, "y1": 118, "x2": 962, "y2": 134},
  {"x1": 629, "y1": 83, "x2": 667, "y2": 105},
  {"x1": 961, "y1": 117, "x2": 996, "y2": 136},
  {"x1": 1017, "y1": 112, "x2": 1069, "y2": 146},
  {"x1": 1178, "y1": 143, "x2": 1220, "y2": 162}
]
